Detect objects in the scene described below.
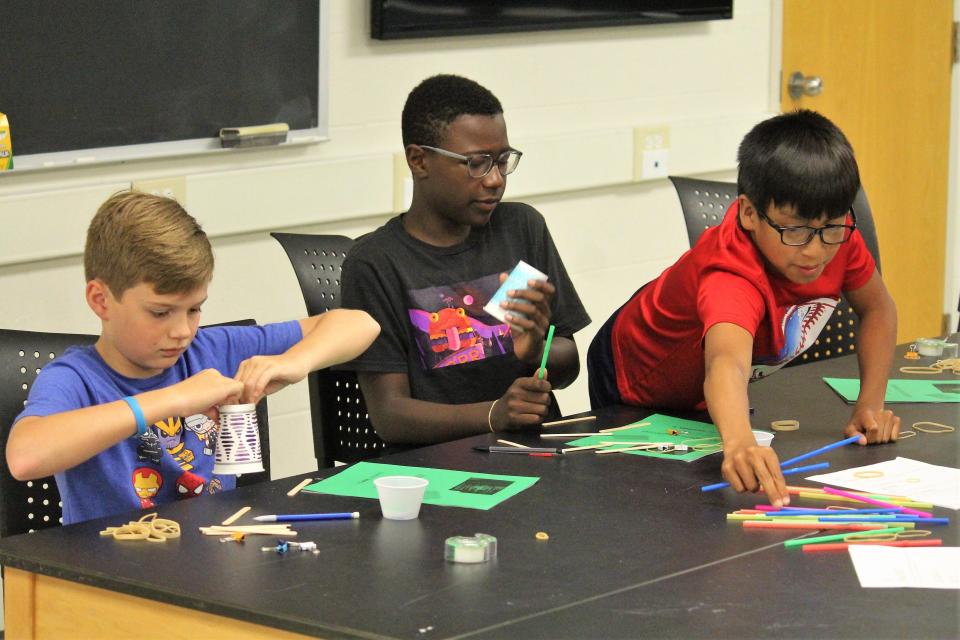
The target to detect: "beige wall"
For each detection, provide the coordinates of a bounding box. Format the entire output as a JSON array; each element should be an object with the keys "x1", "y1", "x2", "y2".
[{"x1": 0, "y1": 1, "x2": 778, "y2": 479}]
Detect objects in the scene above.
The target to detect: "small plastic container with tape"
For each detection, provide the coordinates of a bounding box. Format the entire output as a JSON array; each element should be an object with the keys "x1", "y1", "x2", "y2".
[
  {"x1": 916, "y1": 338, "x2": 947, "y2": 357},
  {"x1": 445, "y1": 534, "x2": 496, "y2": 563}
]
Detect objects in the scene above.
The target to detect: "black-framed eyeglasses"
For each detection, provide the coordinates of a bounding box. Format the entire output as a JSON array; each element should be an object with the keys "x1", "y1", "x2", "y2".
[
  {"x1": 757, "y1": 207, "x2": 858, "y2": 246},
  {"x1": 419, "y1": 145, "x2": 522, "y2": 178}
]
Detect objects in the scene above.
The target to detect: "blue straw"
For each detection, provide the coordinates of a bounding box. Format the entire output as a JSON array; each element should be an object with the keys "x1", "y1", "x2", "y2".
[
  {"x1": 701, "y1": 461, "x2": 829, "y2": 492},
  {"x1": 701, "y1": 434, "x2": 860, "y2": 493},
  {"x1": 777, "y1": 435, "x2": 861, "y2": 468}
]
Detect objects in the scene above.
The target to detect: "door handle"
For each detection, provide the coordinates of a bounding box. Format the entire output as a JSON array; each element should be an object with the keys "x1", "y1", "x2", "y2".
[{"x1": 788, "y1": 71, "x2": 824, "y2": 99}]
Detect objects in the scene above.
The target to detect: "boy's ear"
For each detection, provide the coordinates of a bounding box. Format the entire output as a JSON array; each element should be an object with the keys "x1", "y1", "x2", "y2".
[
  {"x1": 86, "y1": 279, "x2": 112, "y2": 320},
  {"x1": 737, "y1": 194, "x2": 760, "y2": 231},
  {"x1": 405, "y1": 144, "x2": 429, "y2": 180}
]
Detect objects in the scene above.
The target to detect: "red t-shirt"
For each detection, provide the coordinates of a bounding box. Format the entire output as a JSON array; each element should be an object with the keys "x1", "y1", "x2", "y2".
[{"x1": 611, "y1": 200, "x2": 875, "y2": 410}]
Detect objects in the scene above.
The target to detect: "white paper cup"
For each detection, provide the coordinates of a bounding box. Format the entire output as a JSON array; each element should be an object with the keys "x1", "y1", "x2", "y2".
[
  {"x1": 374, "y1": 476, "x2": 428, "y2": 520},
  {"x1": 752, "y1": 430, "x2": 775, "y2": 447}
]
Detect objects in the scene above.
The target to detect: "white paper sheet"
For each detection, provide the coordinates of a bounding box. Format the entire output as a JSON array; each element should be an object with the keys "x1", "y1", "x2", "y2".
[
  {"x1": 848, "y1": 546, "x2": 960, "y2": 589},
  {"x1": 806, "y1": 457, "x2": 960, "y2": 510}
]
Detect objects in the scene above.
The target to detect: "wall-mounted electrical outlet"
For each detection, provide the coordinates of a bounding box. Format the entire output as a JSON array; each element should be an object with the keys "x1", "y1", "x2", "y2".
[
  {"x1": 131, "y1": 176, "x2": 187, "y2": 203},
  {"x1": 633, "y1": 126, "x2": 671, "y2": 181}
]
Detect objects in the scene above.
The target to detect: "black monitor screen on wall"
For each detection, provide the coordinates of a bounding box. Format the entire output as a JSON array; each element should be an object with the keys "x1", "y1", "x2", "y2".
[{"x1": 371, "y1": 0, "x2": 733, "y2": 40}]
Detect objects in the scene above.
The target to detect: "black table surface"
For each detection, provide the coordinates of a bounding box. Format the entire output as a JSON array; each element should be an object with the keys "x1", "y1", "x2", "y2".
[{"x1": 0, "y1": 345, "x2": 957, "y2": 639}]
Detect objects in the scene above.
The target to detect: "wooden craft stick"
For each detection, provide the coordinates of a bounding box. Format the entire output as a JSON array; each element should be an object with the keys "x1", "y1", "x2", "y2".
[
  {"x1": 560, "y1": 443, "x2": 610, "y2": 453},
  {"x1": 540, "y1": 433, "x2": 603, "y2": 438},
  {"x1": 200, "y1": 525, "x2": 297, "y2": 536},
  {"x1": 599, "y1": 422, "x2": 650, "y2": 433},
  {"x1": 541, "y1": 415, "x2": 597, "y2": 428},
  {"x1": 287, "y1": 478, "x2": 313, "y2": 497},
  {"x1": 221, "y1": 506, "x2": 251, "y2": 526},
  {"x1": 596, "y1": 443, "x2": 660, "y2": 454},
  {"x1": 497, "y1": 439, "x2": 528, "y2": 448}
]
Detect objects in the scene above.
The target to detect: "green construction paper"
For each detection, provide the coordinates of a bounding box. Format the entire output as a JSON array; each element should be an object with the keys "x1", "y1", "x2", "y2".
[
  {"x1": 565, "y1": 413, "x2": 722, "y2": 462},
  {"x1": 302, "y1": 461, "x2": 539, "y2": 510},
  {"x1": 823, "y1": 377, "x2": 960, "y2": 403}
]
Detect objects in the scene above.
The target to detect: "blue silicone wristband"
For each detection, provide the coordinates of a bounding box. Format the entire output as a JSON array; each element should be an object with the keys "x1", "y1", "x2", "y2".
[{"x1": 122, "y1": 396, "x2": 148, "y2": 438}]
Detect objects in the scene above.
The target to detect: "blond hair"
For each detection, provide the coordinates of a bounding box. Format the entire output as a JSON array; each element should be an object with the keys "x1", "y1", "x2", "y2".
[{"x1": 84, "y1": 191, "x2": 213, "y2": 297}]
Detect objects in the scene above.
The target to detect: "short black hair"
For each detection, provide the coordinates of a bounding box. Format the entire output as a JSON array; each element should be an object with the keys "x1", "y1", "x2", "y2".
[
  {"x1": 401, "y1": 74, "x2": 503, "y2": 147},
  {"x1": 737, "y1": 110, "x2": 860, "y2": 221}
]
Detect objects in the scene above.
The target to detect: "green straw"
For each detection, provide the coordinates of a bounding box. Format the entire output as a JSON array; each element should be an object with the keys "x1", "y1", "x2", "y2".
[
  {"x1": 783, "y1": 526, "x2": 907, "y2": 548},
  {"x1": 538, "y1": 324, "x2": 555, "y2": 380}
]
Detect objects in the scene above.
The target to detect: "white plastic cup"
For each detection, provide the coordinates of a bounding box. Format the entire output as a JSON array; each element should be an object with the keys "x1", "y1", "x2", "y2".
[
  {"x1": 752, "y1": 430, "x2": 775, "y2": 447},
  {"x1": 940, "y1": 343, "x2": 958, "y2": 359},
  {"x1": 374, "y1": 476, "x2": 428, "y2": 520}
]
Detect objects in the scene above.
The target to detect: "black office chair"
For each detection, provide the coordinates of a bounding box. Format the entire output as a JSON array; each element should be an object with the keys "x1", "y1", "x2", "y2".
[
  {"x1": 0, "y1": 321, "x2": 270, "y2": 538},
  {"x1": 668, "y1": 176, "x2": 882, "y2": 365},
  {"x1": 271, "y1": 233, "x2": 386, "y2": 468}
]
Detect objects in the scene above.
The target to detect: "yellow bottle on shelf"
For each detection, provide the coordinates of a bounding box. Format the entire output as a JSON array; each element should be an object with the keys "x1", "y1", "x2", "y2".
[{"x1": 0, "y1": 112, "x2": 12, "y2": 170}]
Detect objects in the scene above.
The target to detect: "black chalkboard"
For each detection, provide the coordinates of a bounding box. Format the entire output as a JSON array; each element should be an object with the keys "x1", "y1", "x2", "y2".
[{"x1": 0, "y1": 0, "x2": 320, "y2": 160}]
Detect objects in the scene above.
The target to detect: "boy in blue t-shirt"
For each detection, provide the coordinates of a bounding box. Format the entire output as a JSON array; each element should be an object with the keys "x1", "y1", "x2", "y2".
[{"x1": 6, "y1": 191, "x2": 379, "y2": 524}]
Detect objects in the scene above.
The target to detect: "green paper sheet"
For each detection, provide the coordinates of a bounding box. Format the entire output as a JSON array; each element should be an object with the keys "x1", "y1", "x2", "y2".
[
  {"x1": 823, "y1": 377, "x2": 960, "y2": 403},
  {"x1": 302, "y1": 461, "x2": 539, "y2": 510},
  {"x1": 565, "y1": 413, "x2": 722, "y2": 462}
]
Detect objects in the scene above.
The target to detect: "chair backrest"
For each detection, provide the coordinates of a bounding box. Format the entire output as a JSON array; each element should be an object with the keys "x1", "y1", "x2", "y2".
[
  {"x1": 0, "y1": 329, "x2": 96, "y2": 537},
  {"x1": 271, "y1": 233, "x2": 386, "y2": 467},
  {"x1": 0, "y1": 321, "x2": 270, "y2": 538},
  {"x1": 668, "y1": 176, "x2": 883, "y2": 366}
]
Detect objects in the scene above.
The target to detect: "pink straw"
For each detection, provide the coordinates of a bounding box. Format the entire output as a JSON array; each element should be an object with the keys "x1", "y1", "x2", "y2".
[{"x1": 821, "y1": 486, "x2": 932, "y2": 518}]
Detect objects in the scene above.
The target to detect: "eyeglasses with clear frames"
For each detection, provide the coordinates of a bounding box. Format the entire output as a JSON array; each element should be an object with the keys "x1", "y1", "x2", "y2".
[
  {"x1": 419, "y1": 145, "x2": 522, "y2": 178},
  {"x1": 757, "y1": 207, "x2": 858, "y2": 246}
]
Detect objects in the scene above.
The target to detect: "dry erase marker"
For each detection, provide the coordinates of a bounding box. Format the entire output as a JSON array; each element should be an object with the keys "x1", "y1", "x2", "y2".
[
  {"x1": 474, "y1": 446, "x2": 562, "y2": 454},
  {"x1": 254, "y1": 512, "x2": 359, "y2": 522}
]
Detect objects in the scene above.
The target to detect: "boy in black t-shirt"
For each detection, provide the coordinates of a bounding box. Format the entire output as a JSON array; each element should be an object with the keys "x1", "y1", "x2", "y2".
[{"x1": 340, "y1": 74, "x2": 590, "y2": 445}]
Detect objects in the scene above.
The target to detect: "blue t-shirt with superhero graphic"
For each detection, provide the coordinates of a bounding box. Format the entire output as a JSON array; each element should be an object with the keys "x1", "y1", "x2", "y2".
[{"x1": 15, "y1": 321, "x2": 301, "y2": 525}]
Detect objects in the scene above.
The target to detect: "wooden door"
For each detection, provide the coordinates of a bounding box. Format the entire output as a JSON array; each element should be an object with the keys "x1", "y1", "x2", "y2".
[{"x1": 781, "y1": 0, "x2": 954, "y2": 342}]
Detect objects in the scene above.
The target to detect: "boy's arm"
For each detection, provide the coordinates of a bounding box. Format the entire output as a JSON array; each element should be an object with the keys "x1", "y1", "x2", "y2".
[
  {"x1": 235, "y1": 309, "x2": 380, "y2": 403},
  {"x1": 703, "y1": 322, "x2": 789, "y2": 508},
  {"x1": 358, "y1": 370, "x2": 551, "y2": 445},
  {"x1": 6, "y1": 369, "x2": 243, "y2": 480},
  {"x1": 843, "y1": 271, "x2": 900, "y2": 443}
]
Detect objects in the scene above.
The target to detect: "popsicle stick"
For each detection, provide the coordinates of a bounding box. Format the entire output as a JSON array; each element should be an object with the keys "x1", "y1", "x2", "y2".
[
  {"x1": 221, "y1": 506, "x2": 251, "y2": 526},
  {"x1": 496, "y1": 439, "x2": 528, "y2": 448},
  {"x1": 542, "y1": 415, "x2": 597, "y2": 428},
  {"x1": 287, "y1": 478, "x2": 313, "y2": 497},
  {"x1": 599, "y1": 422, "x2": 650, "y2": 433}
]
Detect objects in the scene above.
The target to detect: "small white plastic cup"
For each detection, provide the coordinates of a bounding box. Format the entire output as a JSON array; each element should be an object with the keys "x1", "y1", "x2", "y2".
[
  {"x1": 752, "y1": 430, "x2": 775, "y2": 447},
  {"x1": 374, "y1": 476, "x2": 428, "y2": 520}
]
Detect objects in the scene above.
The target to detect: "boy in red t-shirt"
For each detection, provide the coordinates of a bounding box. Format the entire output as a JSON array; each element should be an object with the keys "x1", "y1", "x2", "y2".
[{"x1": 587, "y1": 110, "x2": 899, "y2": 507}]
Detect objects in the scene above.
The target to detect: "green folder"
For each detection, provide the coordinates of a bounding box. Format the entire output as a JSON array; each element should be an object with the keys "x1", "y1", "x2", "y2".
[{"x1": 823, "y1": 377, "x2": 960, "y2": 403}]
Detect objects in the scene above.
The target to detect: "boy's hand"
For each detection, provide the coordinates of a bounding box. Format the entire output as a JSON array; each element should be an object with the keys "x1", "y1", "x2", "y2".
[
  {"x1": 499, "y1": 275, "x2": 556, "y2": 365},
  {"x1": 721, "y1": 442, "x2": 790, "y2": 508},
  {"x1": 171, "y1": 369, "x2": 244, "y2": 417},
  {"x1": 490, "y1": 374, "x2": 552, "y2": 432},
  {"x1": 234, "y1": 354, "x2": 310, "y2": 404},
  {"x1": 844, "y1": 406, "x2": 900, "y2": 444}
]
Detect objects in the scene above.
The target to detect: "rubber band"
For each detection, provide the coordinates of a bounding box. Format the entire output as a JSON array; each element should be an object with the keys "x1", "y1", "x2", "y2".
[
  {"x1": 100, "y1": 513, "x2": 180, "y2": 542},
  {"x1": 894, "y1": 529, "x2": 932, "y2": 539},
  {"x1": 825, "y1": 505, "x2": 855, "y2": 511},
  {"x1": 853, "y1": 470, "x2": 884, "y2": 479},
  {"x1": 911, "y1": 421, "x2": 955, "y2": 434},
  {"x1": 771, "y1": 419, "x2": 800, "y2": 432},
  {"x1": 898, "y1": 366, "x2": 943, "y2": 375},
  {"x1": 896, "y1": 430, "x2": 917, "y2": 440}
]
